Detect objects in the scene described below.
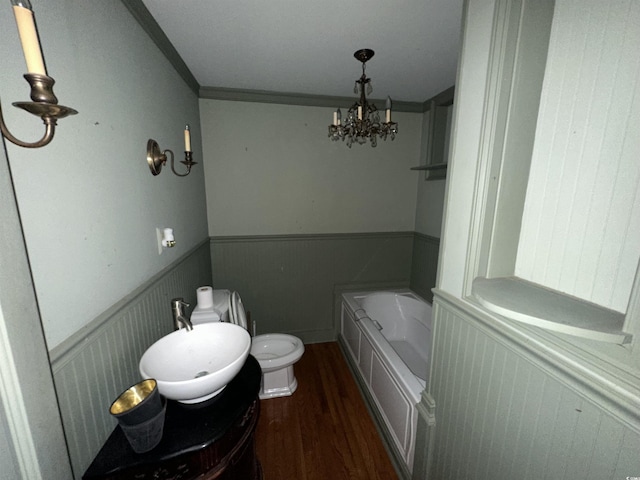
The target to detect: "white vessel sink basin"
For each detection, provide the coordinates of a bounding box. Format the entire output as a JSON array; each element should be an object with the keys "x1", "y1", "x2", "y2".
[{"x1": 139, "y1": 323, "x2": 251, "y2": 404}]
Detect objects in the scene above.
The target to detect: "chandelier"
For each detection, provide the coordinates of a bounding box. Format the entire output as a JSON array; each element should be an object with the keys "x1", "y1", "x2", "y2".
[{"x1": 328, "y1": 49, "x2": 398, "y2": 147}]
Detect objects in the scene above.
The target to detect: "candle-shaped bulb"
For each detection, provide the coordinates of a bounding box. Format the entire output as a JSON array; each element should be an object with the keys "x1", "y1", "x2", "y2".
[
  {"x1": 161, "y1": 228, "x2": 175, "y2": 248},
  {"x1": 11, "y1": 0, "x2": 46, "y2": 75},
  {"x1": 385, "y1": 96, "x2": 392, "y2": 123},
  {"x1": 357, "y1": 105, "x2": 363, "y2": 120},
  {"x1": 336, "y1": 108, "x2": 342, "y2": 126},
  {"x1": 184, "y1": 125, "x2": 191, "y2": 152}
]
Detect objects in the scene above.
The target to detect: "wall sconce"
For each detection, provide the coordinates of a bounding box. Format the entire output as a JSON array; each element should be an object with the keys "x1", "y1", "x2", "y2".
[
  {"x1": 1, "y1": 0, "x2": 77, "y2": 149},
  {"x1": 147, "y1": 125, "x2": 197, "y2": 177}
]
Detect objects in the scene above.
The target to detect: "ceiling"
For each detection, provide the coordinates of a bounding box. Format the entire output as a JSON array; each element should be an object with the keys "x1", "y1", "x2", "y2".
[{"x1": 141, "y1": 0, "x2": 464, "y2": 104}]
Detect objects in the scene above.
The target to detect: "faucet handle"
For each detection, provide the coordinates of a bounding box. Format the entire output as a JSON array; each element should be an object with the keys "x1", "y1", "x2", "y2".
[{"x1": 171, "y1": 298, "x2": 189, "y2": 309}]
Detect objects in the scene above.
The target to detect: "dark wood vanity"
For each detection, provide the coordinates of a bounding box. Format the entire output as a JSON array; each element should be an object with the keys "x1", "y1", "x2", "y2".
[{"x1": 83, "y1": 356, "x2": 262, "y2": 480}]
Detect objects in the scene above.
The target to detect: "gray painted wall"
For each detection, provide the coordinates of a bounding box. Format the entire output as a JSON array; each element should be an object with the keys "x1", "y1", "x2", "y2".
[
  {"x1": 199, "y1": 99, "x2": 423, "y2": 237},
  {"x1": 410, "y1": 233, "x2": 440, "y2": 302},
  {"x1": 198, "y1": 96, "x2": 447, "y2": 242},
  {"x1": 415, "y1": 104, "x2": 448, "y2": 238},
  {"x1": 415, "y1": 178, "x2": 447, "y2": 238},
  {"x1": 0, "y1": 0, "x2": 208, "y2": 350}
]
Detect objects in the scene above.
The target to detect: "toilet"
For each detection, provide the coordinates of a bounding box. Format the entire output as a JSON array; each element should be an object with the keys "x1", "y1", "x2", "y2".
[
  {"x1": 191, "y1": 286, "x2": 305, "y2": 399},
  {"x1": 250, "y1": 333, "x2": 305, "y2": 399}
]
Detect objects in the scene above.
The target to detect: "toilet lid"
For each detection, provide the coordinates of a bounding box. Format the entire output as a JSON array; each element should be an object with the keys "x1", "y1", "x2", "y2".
[
  {"x1": 228, "y1": 291, "x2": 247, "y2": 330},
  {"x1": 227, "y1": 292, "x2": 235, "y2": 324},
  {"x1": 232, "y1": 291, "x2": 247, "y2": 330}
]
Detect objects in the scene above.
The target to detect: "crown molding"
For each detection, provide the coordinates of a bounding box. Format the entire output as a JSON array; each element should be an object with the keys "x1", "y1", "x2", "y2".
[
  {"x1": 199, "y1": 86, "x2": 425, "y2": 112},
  {"x1": 121, "y1": 0, "x2": 200, "y2": 95}
]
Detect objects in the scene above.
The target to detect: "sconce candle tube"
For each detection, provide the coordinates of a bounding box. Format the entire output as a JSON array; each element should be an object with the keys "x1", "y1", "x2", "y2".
[
  {"x1": 11, "y1": 0, "x2": 46, "y2": 75},
  {"x1": 184, "y1": 124, "x2": 191, "y2": 152}
]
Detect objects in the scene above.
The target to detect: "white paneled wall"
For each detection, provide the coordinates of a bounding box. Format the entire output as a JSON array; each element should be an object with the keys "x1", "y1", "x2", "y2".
[
  {"x1": 516, "y1": 0, "x2": 640, "y2": 313},
  {"x1": 430, "y1": 297, "x2": 640, "y2": 480}
]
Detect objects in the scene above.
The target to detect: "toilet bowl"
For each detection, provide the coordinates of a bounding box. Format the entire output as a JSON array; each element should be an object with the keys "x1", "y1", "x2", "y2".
[{"x1": 250, "y1": 334, "x2": 305, "y2": 399}]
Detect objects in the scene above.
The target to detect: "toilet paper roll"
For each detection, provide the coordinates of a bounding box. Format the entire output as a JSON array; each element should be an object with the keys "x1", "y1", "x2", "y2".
[{"x1": 196, "y1": 286, "x2": 214, "y2": 309}]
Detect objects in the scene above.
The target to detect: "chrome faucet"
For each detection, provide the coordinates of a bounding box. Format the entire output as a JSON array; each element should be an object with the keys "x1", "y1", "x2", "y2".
[{"x1": 171, "y1": 297, "x2": 193, "y2": 331}]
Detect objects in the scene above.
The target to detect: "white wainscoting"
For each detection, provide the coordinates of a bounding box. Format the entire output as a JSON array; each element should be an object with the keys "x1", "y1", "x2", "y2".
[{"x1": 428, "y1": 292, "x2": 640, "y2": 480}]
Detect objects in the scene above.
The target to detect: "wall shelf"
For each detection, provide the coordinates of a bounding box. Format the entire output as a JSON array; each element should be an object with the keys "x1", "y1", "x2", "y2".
[
  {"x1": 472, "y1": 276, "x2": 632, "y2": 344},
  {"x1": 410, "y1": 163, "x2": 447, "y2": 171},
  {"x1": 410, "y1": 163, "x2": 447, "y2": 180}
]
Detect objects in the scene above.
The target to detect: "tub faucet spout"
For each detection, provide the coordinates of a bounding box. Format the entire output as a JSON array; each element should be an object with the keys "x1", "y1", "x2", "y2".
[{"x1": 171, "y1": 298, "x2": 193, "y2": 331}]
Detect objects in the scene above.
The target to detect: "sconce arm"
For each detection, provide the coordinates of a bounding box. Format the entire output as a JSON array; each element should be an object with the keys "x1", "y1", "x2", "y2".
[
  {"x1": 0, "y1": 101, "x2": 56, "y2": 148},
  {"x1": 171, "y1": 151, "x2": 196, "y2": 177}
]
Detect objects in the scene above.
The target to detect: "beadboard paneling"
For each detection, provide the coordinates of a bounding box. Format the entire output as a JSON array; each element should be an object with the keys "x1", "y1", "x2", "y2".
[
  {"x1": 0, "y1": 399, "x2": 20, "y2": 479},
  {"x1": 427, "y1": 294, "x2": 640, "y2": 480},
  {"x1": 50, "y1": 241, "x2": 212, "y2": 479},
  {"x1": 516, "y1": 0, "x2": 640, "y2": 312},
  {"x1": 210, "y1": 233, "x2": 414, "y2": 343},
  {"x1": 410, "y1": 233, "x2": 440, "y2": 302}
]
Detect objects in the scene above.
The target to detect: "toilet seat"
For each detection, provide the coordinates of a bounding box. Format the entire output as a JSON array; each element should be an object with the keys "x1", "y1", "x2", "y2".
[{"x1": 250, "y1": 334, "x2": 305, "y2": 373}]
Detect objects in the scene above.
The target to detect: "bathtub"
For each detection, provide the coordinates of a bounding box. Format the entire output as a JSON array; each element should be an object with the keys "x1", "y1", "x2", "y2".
[{"x1": 340, "y1": 290, "x2": 432, "y2": 474}]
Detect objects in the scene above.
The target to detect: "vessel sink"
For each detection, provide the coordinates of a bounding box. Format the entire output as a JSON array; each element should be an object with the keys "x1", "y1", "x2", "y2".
[{"x1": 139, "y1": 323, "x2": 251, "y2": 404}]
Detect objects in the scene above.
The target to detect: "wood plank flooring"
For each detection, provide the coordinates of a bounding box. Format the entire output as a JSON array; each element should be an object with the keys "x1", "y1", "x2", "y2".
[{"x1": 255, "y1": 342, "x2": 399, "y2": 480}]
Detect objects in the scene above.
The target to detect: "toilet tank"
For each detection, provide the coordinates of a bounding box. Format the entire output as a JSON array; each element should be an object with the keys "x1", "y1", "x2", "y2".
[{"x1": 191, "y1": 289, "x2": 230, "y2": 325}]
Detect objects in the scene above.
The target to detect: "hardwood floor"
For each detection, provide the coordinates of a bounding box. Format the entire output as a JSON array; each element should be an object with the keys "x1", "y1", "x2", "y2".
[{"x1": 255, "y1": 342, "x2": 399, "y2": 480}]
